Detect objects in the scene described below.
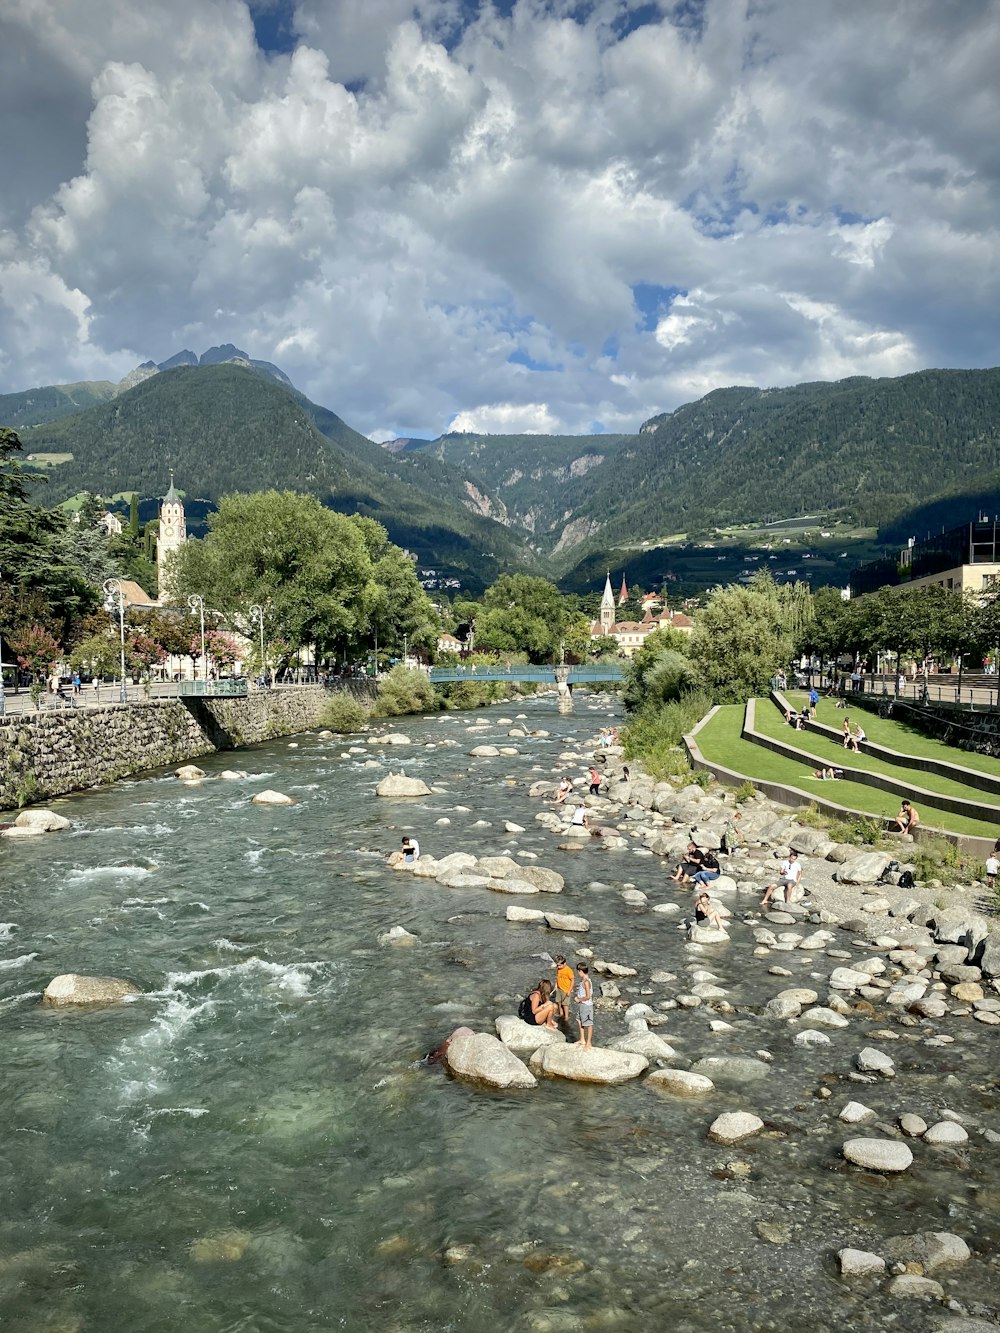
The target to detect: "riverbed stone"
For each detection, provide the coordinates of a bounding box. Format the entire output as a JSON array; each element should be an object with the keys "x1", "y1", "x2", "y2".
[
  {"x1": 842, "y1": 1139, "x2": 913, "y2": 1172},
  {"x1": 251, "y1": 789, "x2": 296, "y2": 805},
  {"x1": 488, "y1": 878, "x2": 543, "y2": 895},
  {"x1": 505, "y1": 905, "x2": 547, "y2": 924},
  {"x1": 375, "y1": 772, "x2": 431, "y2": 797},
  {"x1": 530, "y1": 1045, "x2": 648, "y2": 1084},
  {"x1": 445, "y1": 1032, "x2": 537, "y2": 1089},
  {"x1": 691, "y1": 1056, "x2": 770, "y2": 1082},
  {"x1": 11, "y1": 808, "x2": 72, "y2": 832},
  {"x1": 830, "y1": 966, "x2": 874, "y2": 991},
  {"x1": 377, "y1": 925, "x2": 419, "y2": 946},
  {"x1": 647, "y1": 1068, "x2": 714, "y2": 1096},
  {"x1": 839, "y1": 1101, "x2": 876, "y2": 1124},
  {"x1": 469, "y1": 744, "x2": 500, "y2": 757},
  {"x1": 477, "y1": 855, "x2": 521, "y2": 878},
  {"x1": 544, "y1": 912, "x2": 590, "y2": 932},
  {"x1": 514, "y1": 866, "x2": 565, "y2": 893},
  {"x1": 609, "y1": 1031, "x2": 677, "y2": 1060},
  {"x1": 495, "y1": 1015, "x2": 566, "y2": 1056},
  {"x1": 885, "y1": 1231, "x2": 971, "y2": 1272},
  {"x1": 175, "y1": 764, "x2": 206, "y2": 781},
  {"x1": 707, "y1": 1111, "x2": 764, "y2": 1144},
  {"x1": 42, "y1": 973, "x2": 140, "y2": 1006},
  {"x1": 837, "y1": 1248, "x2": 886, "y2": 1277},
  {"x1": 923, "y1": 1120, "x2": 968, "y2": 1146},
  {"x1": 886, "y1": 1274, "x2": 944, "y2": 1300},
  {"x1": 857, "y1": 1047, "x2": 895, "y2": 1077},
  {"x1": 688, "y1": 924, "x2": 731, "y2": 944},
  {"x1": 839, "y1": 852, "x2": 893, "y2": 885}
]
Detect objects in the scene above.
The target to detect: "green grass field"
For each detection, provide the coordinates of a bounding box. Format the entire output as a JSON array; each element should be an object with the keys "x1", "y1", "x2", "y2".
[
  {"x1": 757, "y1": 699, "x2": 1000, "y2": 805},
  {"x1": 695, "y1": 705, "x2": 1000, "y2": 839},
  {"x1": 787, "y1": 693, "x2": 1000, "y2": 780}
]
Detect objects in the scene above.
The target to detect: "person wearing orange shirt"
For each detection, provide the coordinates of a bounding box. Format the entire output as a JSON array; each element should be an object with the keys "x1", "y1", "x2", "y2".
[{"x1": 553, "y1": 954, "x2": 574, "y2": 1023}]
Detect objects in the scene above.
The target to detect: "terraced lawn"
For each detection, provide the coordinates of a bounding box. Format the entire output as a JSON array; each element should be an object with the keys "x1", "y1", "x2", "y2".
[
  {"x1": 694, "y1": 705, "x2": 1000, "y2": 839},
  {"x1": 787, "y1": 693, "x2": 1000, "y2": 780},
  {"x1": 756, "y1": 699, "x2": 1000, "y2": 806}
]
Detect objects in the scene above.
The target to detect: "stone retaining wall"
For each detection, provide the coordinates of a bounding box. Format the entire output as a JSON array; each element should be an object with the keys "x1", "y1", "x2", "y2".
[
  {"x1": 0, "y1": 687, "x2": 332, "y2": 810},
  {"x1": 844, "y1": 692, "x2": 1000, "y2": 759}
]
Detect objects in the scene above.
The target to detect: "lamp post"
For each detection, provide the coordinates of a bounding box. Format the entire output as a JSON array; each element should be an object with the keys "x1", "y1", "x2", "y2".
[
  {"x1": 249, "y1": 604, "x2": 265, "y2": 685},
  {"x1": 103, "y1": 578, "x2": 128, "y2": 703},
  {"x1": 188, "y1": 594, "x2": 206, "y2": 682},
  {"x1": 402, "y1": 632, "x2": 408, "y2": 667}
]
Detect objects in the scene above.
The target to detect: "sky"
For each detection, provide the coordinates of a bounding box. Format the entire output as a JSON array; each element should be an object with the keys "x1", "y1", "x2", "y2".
[{"x1": 1, "y1": 0, "x2": 998, "y2": 440}]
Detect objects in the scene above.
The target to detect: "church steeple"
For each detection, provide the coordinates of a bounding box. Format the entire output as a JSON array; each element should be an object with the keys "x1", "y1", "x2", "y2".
[
  {"x1": 600, "y1": 571, "x2": 616, "y2": 632},
  {"x1": 157, "y1": 473, "x2": 187, "y2": 603},
  {"x1": 618, "y1": 572, "x2": 629, "y2": 607}
]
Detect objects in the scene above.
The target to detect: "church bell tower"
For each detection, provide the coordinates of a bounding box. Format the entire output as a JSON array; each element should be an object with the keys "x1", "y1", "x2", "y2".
[
  {"x1": 600, "y1": 572, "x2": 616, "y2": 633},
  {"x1": 157, "y1": 472, "x2": 187, "y2": 602}
]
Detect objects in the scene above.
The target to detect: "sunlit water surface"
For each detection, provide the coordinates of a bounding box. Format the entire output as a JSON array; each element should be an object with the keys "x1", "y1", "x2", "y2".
[{"x1": 1, "y1": 697, "x2": 997, "y2": 1332}]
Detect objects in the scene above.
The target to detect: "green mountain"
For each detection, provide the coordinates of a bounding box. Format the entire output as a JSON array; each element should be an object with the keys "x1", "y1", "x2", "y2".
[
  {"x1": 14, "y1": 364, "x2": 537, "y2": 594},
  {"x1": 566, "y1": 368, "x2": 1000, "y2": 560},
  {"x1": 0, "y1": 380, "x2": 116, "y2": 431}
]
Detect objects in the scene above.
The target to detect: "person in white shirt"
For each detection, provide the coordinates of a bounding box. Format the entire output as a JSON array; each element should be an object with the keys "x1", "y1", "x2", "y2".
[
  {"x1": 760, "y1": 850, "x2": 802, "y2": 907},
  {"x1": 985, "y1": 853, "x2": 999, "y2": 891}
]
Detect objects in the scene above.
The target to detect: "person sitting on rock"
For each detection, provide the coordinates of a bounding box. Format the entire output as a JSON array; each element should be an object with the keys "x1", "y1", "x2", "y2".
[
  {"x1": 694, "y1": 893, "x2": 725, "y2": 929},
  {"x1": 761, "y1": 850, "x2": 801, "y2": 907},
  {"x1": 671, "y1": 842, "x2": 704, "y2": 884},
  {"x1": 691, "y1": 849, "x2": 721, "y2": 888},
  {"x1": 554, "y1": 777, "x2": 573, "y2": 805},
  {"x1": 387, "y1": 835, "x2": 420, "y2": 867},
  {"x1": 529, "y1": 978, "x2": 560, "y2": 1030},
  {"x1": 570, "y1": 804, "x2": 589, "y2": 829},
  {"x1": 888, "y1": 800, "x2": 919, "y2": 836}
]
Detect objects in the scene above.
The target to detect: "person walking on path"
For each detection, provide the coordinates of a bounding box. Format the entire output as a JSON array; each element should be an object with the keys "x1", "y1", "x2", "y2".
[{"x1": 574, "y1": 964, "x2": 594, "y2": 1050}]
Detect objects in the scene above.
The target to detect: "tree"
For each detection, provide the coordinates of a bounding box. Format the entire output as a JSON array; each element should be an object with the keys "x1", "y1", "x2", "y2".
[
  {"x1": 70, "y1": 632, "x2": 121, "y2": 678},
  {"x1": 475, "y1": 574, "x2": 567, "y2": 663},
  {"x1": 350, "y1": 516, "x2": 439, "y2": 658},
  {"x1": 623, "y1": 628, "x2": 695, "y2": 711},
  {"x1": 173, "y1": 491, "x2": 373, "y2": 662},
  {"x1": 10, "y1": 622, "x2": 62, "y2": 703},
  {"x1": 689, "y1": 572, "x2": 803, "y2": 702}
]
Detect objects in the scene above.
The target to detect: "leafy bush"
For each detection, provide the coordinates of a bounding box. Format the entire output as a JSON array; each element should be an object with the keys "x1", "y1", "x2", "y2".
[
  {"x1": 372, "y1": 666, "x2": 439, "y2": 717},
  {"x1": 687, "y1": 769, "x2": 713, "y2": 790},
  {"x1": 320, "y1": 694, "x2": 371, "y2": 733},
  {"x1": 620, "y1": 688, "x2": 712, "y2": 781},
  {"x1": 734, "y1": 780, "x2": 758, "y2": 803}
]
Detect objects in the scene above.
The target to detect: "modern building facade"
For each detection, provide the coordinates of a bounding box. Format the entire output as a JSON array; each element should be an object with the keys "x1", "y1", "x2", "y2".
[{"x1": 850, "y1": 519, "x2": 1000, "y2": 598}]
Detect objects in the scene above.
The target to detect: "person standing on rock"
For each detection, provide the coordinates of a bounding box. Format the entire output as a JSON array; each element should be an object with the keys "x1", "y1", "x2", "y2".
[
  {"x1": 587, "y1": 766, "x2": 602, "y2": 796},
  {"x1": 574, "y1": 964, "x2": 593, "y2": 1050},
  {"x1": 553, "y1": 955, "x2": 574, "y2": 1025},
  {"x1": 761, "y1": 850, "x2": 801, "y2": 907}
]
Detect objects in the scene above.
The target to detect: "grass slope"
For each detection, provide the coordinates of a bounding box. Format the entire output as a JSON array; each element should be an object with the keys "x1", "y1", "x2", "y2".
[{"x1": 696, "y1": 704, "x2": 999, "y2": 838}]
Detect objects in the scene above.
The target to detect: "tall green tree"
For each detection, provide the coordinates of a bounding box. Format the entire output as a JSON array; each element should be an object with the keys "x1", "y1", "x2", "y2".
[
  {"x1": 474, "y1": 574, "x2": 567, "y2": 663},
  {"x1": 689, "y1": 572, "x2": 806, "y2": 702}
]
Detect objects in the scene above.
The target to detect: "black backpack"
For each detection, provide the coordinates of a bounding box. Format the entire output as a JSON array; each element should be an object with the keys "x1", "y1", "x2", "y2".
[
  {"x1": 517, "y1": 995, "x2": 535, "y2": 1024},
  {"x1": 898, "y1": 869, "x2": 915, "y2": 889}
]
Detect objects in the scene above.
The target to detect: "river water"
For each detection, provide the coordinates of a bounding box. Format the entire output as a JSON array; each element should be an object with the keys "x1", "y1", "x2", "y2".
[{"x1": 2, "y1": 696, "x2": 998, "y2": 1332}]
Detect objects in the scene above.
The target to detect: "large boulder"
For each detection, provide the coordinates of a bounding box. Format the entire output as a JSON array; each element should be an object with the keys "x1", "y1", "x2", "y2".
[
  {"x1": 487, "y1": 878, "x2": 542, "y2": 896},
  {"x1": 477, "y1": 856, "x2": 521, "y2": 878},
  {"x1": 469, "y1": 744, "x2": 500, "y2": 757},
  {"x1": 445, "y1": 1032, "x2": 537, "y2": 1089},
  {"x1": 608, "y1": 1031, "x2": 677, "y2": 1060},
  {"x1": 885, "y1": 1232, "x2": 971, "y2": 1273},
  {"x1": 251, "y1": 789, "x2": 296, "y2": 806},
  {"x1": 788, "y1": 827, "x2": 832, "y2": 855},
  {"x1": 375, "y1": 772, "x2": 431, "y2": 797},
  {"x1": 530, "y1": 1045, "x2": 648, "y2": 1084},
  {"x1": 43, "y1": 974, "x2": 140, "y2": 1007},
  {"x1": 839, "y1": 852, "x2": 893, "y2": 885},
  {"x1": 175, "y1": 764, "x2": 205, "y2": 781},
  {"x1": 12, "y1": 808, "x2": 71, "y2": 833},
  {"x1": 382, "y1": 734, "x2": 411, "y2": 745},
  {"x1": 688, "y1": 924, "x2": 730, "y2": 944},
  {"x1": 505, "y1": 905, "x2": 547, "y2": 923},
  {"x1": 495, "y1": 1015, "x2": 566, "y2": 1056},
  {"x1": 432, "y1": 853, "x2": 478, "y2": 876}
]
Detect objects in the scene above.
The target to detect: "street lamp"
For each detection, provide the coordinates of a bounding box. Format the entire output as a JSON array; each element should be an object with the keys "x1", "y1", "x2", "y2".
[
  {"x1": 249, "y1": 604, "x2": 266, "y2": 684},
  {"x1": 402, "y1": 632, "x2": 408, "y2": 667},
  {"x1": 103, "y1": 578, "x2": 128, "y2": 703},
  {"x1": 188, "y1": 594, "x2": 206, "y2": 682}
]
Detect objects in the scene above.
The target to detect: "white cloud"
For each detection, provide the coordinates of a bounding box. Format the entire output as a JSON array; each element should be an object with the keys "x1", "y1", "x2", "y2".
[{"x1": 0, "y1": 0, "x2": 997, "y2": 437}]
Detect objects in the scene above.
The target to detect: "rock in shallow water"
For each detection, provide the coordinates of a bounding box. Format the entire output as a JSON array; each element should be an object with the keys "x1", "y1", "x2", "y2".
[
  {"x1": 495, "y1": 1015, "x2": 566, "y2": 1056},
  {"x1": 691, "y1": 1056, "x2": 770, "y2": 1083},
  {"x1": 707, "y1": 1111, "x2": 764, "y2": 1144},
  {"x1": 837, "y1": 1248, "x2": 886, "y2": 1277},
  {"x1": 43, "y1": 973, "x2": 140, "y2": 1006},
  {"x1": 251, "y1": 789, "x2": 296, "y2": 806},
  {"x1": 647, "y1": 1068, "x2": 714, "y2": 1096},
  {"x1": 375, "y1": 772, "x2": 431, "y2": 797},
  {"x1": 445, "y1": 1033, "x2": 537, "y2": 1089},
  {"x1": 530, "y1": 1045, "x2": 648, "y2": 1084},
  {"x1": 842, "y1": 1138, "x2": 913, "y2": 1172}
]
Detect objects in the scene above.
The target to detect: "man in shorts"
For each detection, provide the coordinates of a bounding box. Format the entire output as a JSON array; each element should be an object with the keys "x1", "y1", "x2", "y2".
[
  {"x1": 553, "y1": 954, "x2": 574, "y2": 1024},
  {"x1": 574, "y1": 963, "x2": 594, "y2": 1051},
  {"x1": 761, "y1": 850, "x2": 802, "y2": 907}
]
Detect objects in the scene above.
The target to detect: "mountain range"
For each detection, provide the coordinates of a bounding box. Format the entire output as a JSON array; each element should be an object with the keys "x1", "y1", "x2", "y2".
[{"x1": 5, "y1": 347, "x2": 1000, "y2": 595}]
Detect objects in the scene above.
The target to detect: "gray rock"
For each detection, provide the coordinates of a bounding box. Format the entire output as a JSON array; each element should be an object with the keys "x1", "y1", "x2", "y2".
[
  {"x1": 495, "y1": 1015, "x2": 566, "y2": 1056},
  {"x1": 514, "y1": 865, "x2": 565, "y2": 893},
  {"x1": 842, "y1": 1138, "x2": 913, "y2": 1172},
  {"x1": 691, "y1": 1056, "x2": 770, "y2": 1082},
  {"x1": 837, "y1": 1248, "x2": 886, "y2": 1276},
  {"x1": 477, "y1": 855, "x2": 522, "y2": 878},
  {"x1": 468, "y1": 744, "x2": 500, "y2": 757},
  {"x1": 377, "y1": 925, "x2": 419, "y2": 946},
  {"x1": 886, "y1": 1274, "x2": 944, "y2": 1299},
  {"x1": 11, "y1": 808, "x2": 71, "y2": 832},
  {"x1": 839, "y1": 1101, "x2": 876, "y2": 1124},
  {"x1": 885, "y1": 1231, "x2": 971, "y2": 1272},
  {"x1": 175, "y1": 764, "x2": 206, "y2": 781},
  {"x1": 707, "y1": 1111, "x2": 764, "y2": 1144},
  {"x1": 488, "y1": 877, "x2": 544, "y2": 895},
  {"x1": 800, "y1": 1006, "x2": 850, "y2": 1029},
  {"x1": 375, "y1": 772, "x2": 431, "y2": 797},
  {"x1": 788, "y1": 827, "x2": 832, "y2": 854},
  {"x1": 899, "y1": 1113, "x2": 928, "y2": 1137},
  {"x1": 647, "y1": 1068, "x2": 714, "y2": 1096},
  {"x1": 609, "y1": 1031, "x2": 677, "y2": 1060},
  {"x1": 505, "y1": 905, "x2": 547, "y2": 924},
  {"x1": 544, "y1": 912, "x2": 590, "y2": 932},
  {"x1": 42, "y1": 973, "x2": 140, "y2": 1006},
  {"x1": 830, "y1": 967, "x2": 873, "y2": 991},
  {"x1": 923, "y1": 1120, "x2": 968, "y2": 1145},
  {"x1": 445, "y1": 1032, "x2": 537, "y2": 1089},
  {"x1": 530, "y1": 1044, "x2": 648, "y2": 1084},
  {"x1": 839, "y1": 852, "x2": 893, "y2": 885},
  {"x1": 857, "y1": 1047, "x2": 895, "y2": 1076},
  {"x1": 688, "y1": 924, "x2": 731, "y2": 944}
]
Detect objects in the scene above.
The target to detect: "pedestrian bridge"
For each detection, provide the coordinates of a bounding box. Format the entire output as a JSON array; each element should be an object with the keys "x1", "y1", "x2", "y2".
[{"x1": 428, "y1": 664, "x2": 625, "y2": 684}]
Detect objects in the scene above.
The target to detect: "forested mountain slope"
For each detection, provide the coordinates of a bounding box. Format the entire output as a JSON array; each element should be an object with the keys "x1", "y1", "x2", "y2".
[
  {"x1": 0, "y1": 380, "x2": 116, "y2": 431},
  {"x1": 17, "y1": 364, "x2": 535, "y2": 593}
]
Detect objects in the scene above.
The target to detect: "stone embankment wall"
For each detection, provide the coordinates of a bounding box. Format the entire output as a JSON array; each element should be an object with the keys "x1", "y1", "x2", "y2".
[{"x1": 0, "y1": 687, "x2": 337, "y2": 810}]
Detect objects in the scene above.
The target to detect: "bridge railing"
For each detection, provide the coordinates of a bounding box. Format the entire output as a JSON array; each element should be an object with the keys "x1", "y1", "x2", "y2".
[
  {"x1": 179, "y1": 678, "x2": 249, "y2": 698},
  {"x1": 428, "y1": 664, "x2": 624, "y2": 684}
]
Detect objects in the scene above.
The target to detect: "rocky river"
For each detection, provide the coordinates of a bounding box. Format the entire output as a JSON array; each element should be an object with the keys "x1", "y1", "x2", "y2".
[{"x1": 1, "y1": 694, "x2": 998, "y2": 1332}]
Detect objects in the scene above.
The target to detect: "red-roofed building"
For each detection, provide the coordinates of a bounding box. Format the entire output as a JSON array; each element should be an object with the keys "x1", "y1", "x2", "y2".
[{"x1": 590, "y1": 574, "x2": 693, "y2": 656}]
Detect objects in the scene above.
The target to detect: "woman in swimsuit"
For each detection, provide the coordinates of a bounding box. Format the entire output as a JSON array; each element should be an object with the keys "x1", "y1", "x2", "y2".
[{"x1": 529, "y1": 978, "x2": 560, "y2": 1030}]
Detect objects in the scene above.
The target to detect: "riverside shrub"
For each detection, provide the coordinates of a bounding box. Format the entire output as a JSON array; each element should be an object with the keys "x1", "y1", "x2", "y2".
[
  {"x1": 372, "y1": 666, "x2": 439, "y2": 717},
  {"x1": 320, "y1": 694, "x2": 371, "y2": 733},
  {"x1": 621, "y1": 689, "x2": 712, "y2": 781}
]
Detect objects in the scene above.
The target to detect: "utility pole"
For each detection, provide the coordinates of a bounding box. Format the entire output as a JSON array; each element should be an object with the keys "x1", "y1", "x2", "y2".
[{"x1": 188, "y1": 594, "x2": 206, "y2": 681}]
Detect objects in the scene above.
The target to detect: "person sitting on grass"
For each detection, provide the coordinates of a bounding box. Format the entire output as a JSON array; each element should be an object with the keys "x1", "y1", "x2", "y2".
[{"x1": 528, "y1": 978, "x2": 560, "y2": 1030}]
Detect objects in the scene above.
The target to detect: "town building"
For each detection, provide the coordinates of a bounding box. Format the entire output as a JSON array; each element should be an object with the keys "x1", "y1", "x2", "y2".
[
  {"x1": 437, "y1": 631, "x2": 464, "y2": 655},
  {"x1": 589, "y1": 573, "x2": 693, "y2": 656},
  {"x1": 157, "y1": 474, "x2": 187, "y2": 603},
  {"x1": 850, "y1": 519, "x2": 1000, "y2": 599}
]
